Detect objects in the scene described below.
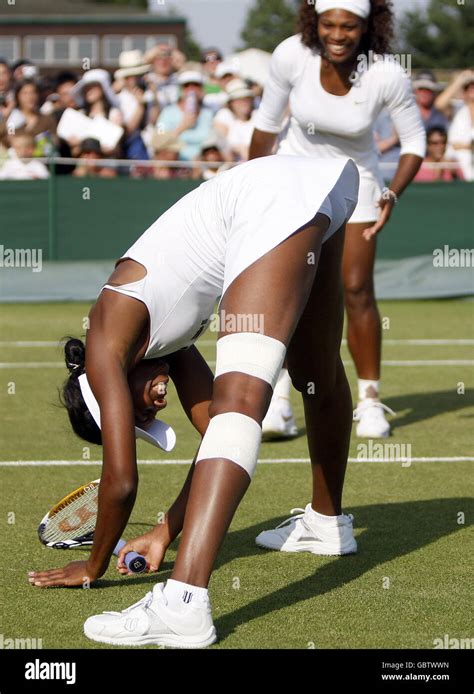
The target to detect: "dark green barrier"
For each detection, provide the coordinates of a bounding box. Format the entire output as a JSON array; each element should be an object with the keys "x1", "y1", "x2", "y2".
[{"x1": 0, "y1": 178, "x2": 472, "y2": 261}]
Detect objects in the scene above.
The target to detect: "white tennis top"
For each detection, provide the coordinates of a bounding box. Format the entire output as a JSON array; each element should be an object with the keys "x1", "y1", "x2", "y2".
[
  {"x1": 254, "y1": 35, "x2": 426, "y2": 179},
  {"x1": 103, "y1": 155, "x2": 359, "y2": 359}
]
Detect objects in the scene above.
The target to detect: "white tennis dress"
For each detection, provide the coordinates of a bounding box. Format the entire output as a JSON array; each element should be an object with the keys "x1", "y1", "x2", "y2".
[
  {"x1": 254, "y1": 35, "x2": 426, "y2": 222},
  {"x1": 103, "y1": 155, "x2": 359, "y2": 359}
]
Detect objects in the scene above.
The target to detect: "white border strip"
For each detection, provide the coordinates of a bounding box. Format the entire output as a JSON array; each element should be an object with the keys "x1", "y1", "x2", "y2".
[
  {"x1": 1, "y1": 339, "x2": 473, "y2": 348},
  {"x1": 0, "y1": 457, "x2": 472, "y2": 467},
  {"x1": 1, "y1": 360, "x2": 473, "y2": 369}
]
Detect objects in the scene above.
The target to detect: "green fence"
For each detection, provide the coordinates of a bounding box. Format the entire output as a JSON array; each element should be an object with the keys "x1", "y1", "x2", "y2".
[{"x1": 0, "y1": 177, "x2": 472, "y2": 262}]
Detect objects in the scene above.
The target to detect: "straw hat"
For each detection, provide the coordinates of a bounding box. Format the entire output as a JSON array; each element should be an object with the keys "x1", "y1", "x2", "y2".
[{"x1": 114, "y1": 50, "x2": 150, "y2": 80}]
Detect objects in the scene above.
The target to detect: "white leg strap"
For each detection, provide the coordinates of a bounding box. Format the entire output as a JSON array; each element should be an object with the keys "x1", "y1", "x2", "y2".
[
  {"x1": 196, "y1": 412, "x2": 261, "y2": 478},
  {"x1": 215, "y1": 332, "x2": 286, "y2": 390}
]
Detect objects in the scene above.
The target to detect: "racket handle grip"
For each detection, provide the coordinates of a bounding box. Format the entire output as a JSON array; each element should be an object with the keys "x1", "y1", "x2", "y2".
[{"x1": 114, "y1": 539, "x2": 147, "y2": 574}]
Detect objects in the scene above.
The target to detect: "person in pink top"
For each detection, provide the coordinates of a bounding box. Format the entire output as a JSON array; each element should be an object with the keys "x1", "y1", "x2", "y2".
[{"x1": 415, "y1": 127, "x2": 464, "y2": 182}]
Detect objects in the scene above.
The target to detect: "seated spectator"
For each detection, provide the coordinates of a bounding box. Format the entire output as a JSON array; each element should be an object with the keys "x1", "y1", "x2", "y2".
[
  {"x1": 204, "y1": 61, "x2": 240, "y2": 113},
  {"x1": 72, "y1": 137, "x2": 117, "y2": 178},
  {"x1": 11, "y1": 59, "x2": 38, "y2": 83},
  {"x1": 143, "y1": 44, "x2": 179, "y2": 123},
  {"x1": 415, "y1": 127, "x2": 464, "y2": 182},
  {"x1": 70, "y1": 69, "x2": 123, "y2": 157},
  {"x1": 448, "y1": 74, "x2": 474, "y2": 181},
  {"x1": 2, "y1": 79, "x2": 57, "y2": 156},
  {"x1": 201, "y1": 48, "x2": 223, "y2": 92},
  {"x1": 413, "y1": 70, "x2": 449, "y2": 132},
  {"x1": 0, "y1": 132, "x2": 49, "y2": 180},
  {"x1": 213, "y1": 78, "x2": 256, "y2": 161},
  {"x1": 40, "y1": 71, "x2": 77, "y2": 120},
  {"x1": 151, "y1": 132, "x2": 191, "y2": 180},
  {"x1": 194, "y1": 137, "x2": 228, "y2": 180},
  {"x1": 0, "y1": 58, "x2": 14, "y2": 123},
  {"x1": 156, "y1": 70, "x2": 214, "y2": 162},
  {"x1": 72, "y1": 69, "x2": 122, "y2": 125},
  {"x1": 171, "y1": 49, "x2": 187, "y2": 74},
  {"x1": 114, "y1": 51, "x2": 149, "y2": 161},
  {"x1": 435, "y1": 69, "x2": 474, "y2": 121}
]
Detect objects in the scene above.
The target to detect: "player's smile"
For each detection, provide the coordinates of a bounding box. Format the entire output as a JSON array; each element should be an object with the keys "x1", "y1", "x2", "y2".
[{"x1": 127, "y1": 359, "x2": 170, "y2": 424}]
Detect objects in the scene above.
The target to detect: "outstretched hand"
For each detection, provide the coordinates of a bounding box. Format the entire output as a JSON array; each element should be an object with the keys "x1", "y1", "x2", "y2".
[{"x1": 28, "y1": 561, "x2": 98, "y2": 588}]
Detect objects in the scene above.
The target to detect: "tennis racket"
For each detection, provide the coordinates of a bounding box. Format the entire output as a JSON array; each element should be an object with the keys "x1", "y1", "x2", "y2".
[{"x1": 37, "y1": 479, "x2": 147, "y2": 574}]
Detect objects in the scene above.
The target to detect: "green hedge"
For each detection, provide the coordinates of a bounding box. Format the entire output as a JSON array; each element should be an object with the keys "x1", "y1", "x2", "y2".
[{"x1": 0, "y1": 178, "x2": 472, "y2": 261}]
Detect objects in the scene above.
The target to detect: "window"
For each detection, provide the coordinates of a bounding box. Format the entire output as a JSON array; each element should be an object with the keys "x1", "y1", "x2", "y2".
[
  {"x1": 24, "y1": 36, "x2": 98, "y2": 66},
  {"x1": 102, "y1": 35, "x2": 177, "y2": 65},
  {"x1": 0, "y1": 36, "x2": 20, "y2": 63}
]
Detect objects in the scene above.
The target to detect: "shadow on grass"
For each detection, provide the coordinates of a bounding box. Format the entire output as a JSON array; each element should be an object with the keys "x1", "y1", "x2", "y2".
[
  {"x1": 387, "y1": 389, "x2": 474, "y2": 431},
  {"x1": 261, "y1": 389, "x2": 474, "y2": 446},
  {"x1": 214, "y1": 498, "x2": 471, "y2": 641}
]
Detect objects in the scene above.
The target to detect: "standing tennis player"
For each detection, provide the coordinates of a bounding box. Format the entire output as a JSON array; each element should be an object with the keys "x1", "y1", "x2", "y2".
[
  {"x1": 250, "y1": 0, "x2": 426, "y2": 440},
  {"x1": 30, "y1": 154, "x2": 359, "y2": 648}
]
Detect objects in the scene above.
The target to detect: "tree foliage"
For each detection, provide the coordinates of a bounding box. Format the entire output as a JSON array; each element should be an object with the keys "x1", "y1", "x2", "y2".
[
  {"x1": 240, "y1": 0, "x2": 299, "y2": 53},
  {"x1": 399, "y1": 0, "x2": 474, "y2": 68}
]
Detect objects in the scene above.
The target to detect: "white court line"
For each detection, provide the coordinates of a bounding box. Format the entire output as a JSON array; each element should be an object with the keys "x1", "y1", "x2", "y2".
[
  {"x1": 0, "y1": 457, "x2": 472, "y2": 467},
  {"x1": 1, "y1": 339, "x2": 473, "y2": 348},
  {"x1": 1, "y1": 360, "x2": 473, "y2": 369}
]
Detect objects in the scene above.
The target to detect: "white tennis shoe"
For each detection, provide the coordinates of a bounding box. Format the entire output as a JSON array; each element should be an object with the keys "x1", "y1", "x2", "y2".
[
  {"x1": 262, "y1": 397, "x2": 298, "y2": 440},
  {"x1": 256, "y1": 505, "x2": 357, "y2": 555},
  {"x1": 84, "y1": 583, "x2": 217, "y2": 649},
  {"x1": 353, "y1": 399, "x2": 395, "y2": 438}
]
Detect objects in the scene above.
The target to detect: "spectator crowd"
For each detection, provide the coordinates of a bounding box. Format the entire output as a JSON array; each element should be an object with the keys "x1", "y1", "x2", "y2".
[{"x1": 0, "y1": 45, "x2": 472, "y2": 181}]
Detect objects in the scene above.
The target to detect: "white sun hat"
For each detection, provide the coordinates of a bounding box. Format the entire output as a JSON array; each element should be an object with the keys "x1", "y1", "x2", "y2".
[
  {"x1": 114, "y1": 50, "x2": 150, "y2": 80},
  {"x1": 177, "y1": 70, "x2": 204, "y2": 86},
  {"x1": 78, "y1": 372, "x2": 176, "y2": 452},
  {"x1": 72, "y1": 69, "x2": 120, "y2": 109},
  {"x1": 225, "y1": 78, "x2": 254, "y2": 102}
]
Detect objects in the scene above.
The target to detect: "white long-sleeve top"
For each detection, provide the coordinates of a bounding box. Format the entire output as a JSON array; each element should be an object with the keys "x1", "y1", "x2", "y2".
[{"x1": 254, "y1": 35, "x2": 426, "y2": 181}]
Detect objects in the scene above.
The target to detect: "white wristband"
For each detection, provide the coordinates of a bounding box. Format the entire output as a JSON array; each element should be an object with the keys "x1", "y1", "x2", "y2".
[{"x1": 382, "y1": 187, "x2": 398, "y2": 204}]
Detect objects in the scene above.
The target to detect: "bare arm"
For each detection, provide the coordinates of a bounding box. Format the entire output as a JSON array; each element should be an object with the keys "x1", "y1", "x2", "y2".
[
  {"x1": 117, "y1": 345, "x2": 214, "y2": 572},
  {"x1": 248, "y1": 128, "x2": 278, "y2": 160}
]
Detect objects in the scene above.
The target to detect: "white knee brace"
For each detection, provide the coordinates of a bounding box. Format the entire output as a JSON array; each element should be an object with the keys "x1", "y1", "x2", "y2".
[
  {"x1": 196, "y1": 332, "x2": 287, "y2": 478},
  {"x1": 214, "y1": 332, "x2": 286, "y2": 390},
  {"x1": 196, "y1": 412, "x2": 261, "y2": 478}
]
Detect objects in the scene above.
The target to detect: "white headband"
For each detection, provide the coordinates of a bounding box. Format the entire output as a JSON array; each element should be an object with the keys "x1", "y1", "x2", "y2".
[
  {"x1": 78, "y1": 372, "x2": 176, "y2": 452},
  {"x1": 315, "y1": 0, "x2": 371, "y2": 19}
]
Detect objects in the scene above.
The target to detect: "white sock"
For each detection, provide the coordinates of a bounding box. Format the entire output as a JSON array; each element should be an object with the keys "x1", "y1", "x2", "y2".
[
  {"x1": 274, "y1": 368, "x2": 292, "y2": 400},
  {"x1": 358, "y1": 379, "x2": 380, "y2": 401},
  {"x1": 163, "y1": 579, "x2": 209, "y2": 610},
  {"x1": 307, "y1": 505, "x2": 340, "y2": 526}
]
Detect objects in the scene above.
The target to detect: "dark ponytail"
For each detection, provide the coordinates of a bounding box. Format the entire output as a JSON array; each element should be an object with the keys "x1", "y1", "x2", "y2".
[{"x1": 61, "y1": 337, "x2": 102, "y2": 446}]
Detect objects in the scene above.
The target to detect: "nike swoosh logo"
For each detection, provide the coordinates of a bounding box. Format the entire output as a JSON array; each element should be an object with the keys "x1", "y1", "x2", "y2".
[{"x1": 282, "y1": 415, "x2": 293, "y2": 422}]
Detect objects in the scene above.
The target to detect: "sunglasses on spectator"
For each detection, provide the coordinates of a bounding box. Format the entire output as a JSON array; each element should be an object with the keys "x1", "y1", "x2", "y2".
[{"x1": 203, "y1": 55, "x2": 220, "y2": 63}]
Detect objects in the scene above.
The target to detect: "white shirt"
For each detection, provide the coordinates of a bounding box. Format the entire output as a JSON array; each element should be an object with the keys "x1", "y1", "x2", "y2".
[
  {"x1": 448, "y1": 105, "x2": 473, "y2": 181},
  {"x1": 215, "y1": 107, "x2": 257, "y2": 156},
  {"x1": 254, "y1": 34, "x2": 426, "y2": 179},
  {"x1": 0, "y1": 157, "x2": 49, "y2": 180}
]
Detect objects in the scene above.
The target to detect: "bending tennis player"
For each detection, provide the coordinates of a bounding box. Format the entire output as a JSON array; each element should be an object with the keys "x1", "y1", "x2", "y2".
[{"x1": 30, "y1": 154, "x2": 359, "y2": 648}]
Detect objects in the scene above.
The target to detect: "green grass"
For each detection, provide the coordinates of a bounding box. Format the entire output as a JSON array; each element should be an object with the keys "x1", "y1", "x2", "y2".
[{"x1": 0, "y1": 300, "x2": 473, "y2": 649}]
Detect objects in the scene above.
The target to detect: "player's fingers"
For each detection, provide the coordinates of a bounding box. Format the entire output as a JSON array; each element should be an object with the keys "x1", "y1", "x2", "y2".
[{"x1": 28, "y1": 569, "x2": 63, "y2": 582}]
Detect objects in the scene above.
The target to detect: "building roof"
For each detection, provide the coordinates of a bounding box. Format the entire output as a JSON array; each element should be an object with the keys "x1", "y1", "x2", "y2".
[{"x1": 0, "y1": 0, "x2": 185, "y2": 23}]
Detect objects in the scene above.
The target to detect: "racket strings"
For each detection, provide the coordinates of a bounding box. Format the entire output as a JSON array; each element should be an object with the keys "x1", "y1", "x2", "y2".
[{"x1": 40, "y1": 488, "x2": 99, "y2": 542}]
